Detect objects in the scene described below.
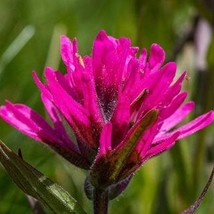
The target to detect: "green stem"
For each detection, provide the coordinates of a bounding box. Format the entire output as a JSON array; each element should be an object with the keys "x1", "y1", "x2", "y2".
[{"x1": 93, "y1": 188, "x2": 109, "y2": 214}]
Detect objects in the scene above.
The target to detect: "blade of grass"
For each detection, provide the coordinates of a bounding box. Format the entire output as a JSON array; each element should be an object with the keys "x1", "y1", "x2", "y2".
[
  {"x1": 0, "y1": 25, "x2": 35, "y2": 75},
  {"x1": 45, "y1": 24, "x2": 67, "y2": 69}
]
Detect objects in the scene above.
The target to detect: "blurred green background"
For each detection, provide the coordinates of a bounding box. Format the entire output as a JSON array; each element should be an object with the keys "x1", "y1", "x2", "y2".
[{"x1": 0, "y1": 0, "x2": 214, "y2": 213}]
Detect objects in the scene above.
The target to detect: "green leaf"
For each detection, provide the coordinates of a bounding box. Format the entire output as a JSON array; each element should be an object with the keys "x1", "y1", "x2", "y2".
[
  {"x1": 90, "y1": 109, "x2": 158, "y2": 188},
  {"x1": 108, "y1": 109, "x2": 158, "y2": 182},
  {"x1": 0, "y1": 140, "x2": 87, "y2": 214}
]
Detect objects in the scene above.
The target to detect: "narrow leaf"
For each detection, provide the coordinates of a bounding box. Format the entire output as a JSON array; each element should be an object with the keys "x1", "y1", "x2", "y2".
[
  {"x1": 0, "y1": 140, "x2": 87, "y2": 214},
  {"x1": 90, "y1": 110, "x2": 158, "y2": 188},
  {"x1": 108, "y1": 110, "x2": 158, "y2": 182}
]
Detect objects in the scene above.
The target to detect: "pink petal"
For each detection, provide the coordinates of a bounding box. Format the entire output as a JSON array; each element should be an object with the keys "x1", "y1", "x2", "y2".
[
  {"x1": 32, "y1": 71, "x2": 52, "y2": 100},
  {"x1": 60, "y1": 37, "x2": 87, "y2": 102},
  {"x1": 147, "y1": 43, "x2": 165, "y2": 72},
  {"x1": 155, "y1": 111, "x2": 214, "y2": 143},
  {"x1": 111, "y1": 93, "x2": 130, "y2": 147},
  {"x1": 0, "y1": 101, "x2": 59, "y2": 144},
  {"x1": 122, "y1": 58, "x2": 142, "y2": 101},
  {"x1": 139, "y1": 48, "x2": 147, "y2": 69},
  {"x1": 175, "y1": 110, "x2": 214, "y2": 140},
  {"x1": 41, "y1": 94, "x2": 79, "y2": 152},
  {"x1": 93, "y1": 30, "x2": 119, "y2": 87},
  {"x1": 60, "y1": 35, "x2": 78, "y2": 73},
  {"x1": 92, "y1": 31, "x2": 132, "y2": 108},
  {"x1": 137, "y1": 62, "x2": 177, "y2": 115},
  {"x1": 123, "y1": 44, "x2": 165, "y2": 102},
  {"x1": 99, "y1": 123, "x2": 112, "y2": 156},
  {"x1": 160, "y1": 102, "x2": 195, "y2": 133},
  {"x1": 44, "y1": 68, "x2": 99, "y2": 146},
  {"x1": 81, "y1": 57, "x2": 104, "y2": 125},
  {"x1": 145, "y1": 132, "x2": 180, "y2": 159},
  {"x1": 159, "y1": 91, "x2": 188, "y2": 120},
  {"x1": 161, "y1": 71, "x2": 186, "y2": 106},
  {"x1": 44, "y1": 67, "x2": 89, "y2": 124},
  {"x1": 138, "y1": 123, "x2": 159, "y2": 158},
  {"x1": 33, "y1": 70, "x2": 82, "y2": 107},
  {"x1": 0, "y1": 101, "x2": 90, "y2": 169}
]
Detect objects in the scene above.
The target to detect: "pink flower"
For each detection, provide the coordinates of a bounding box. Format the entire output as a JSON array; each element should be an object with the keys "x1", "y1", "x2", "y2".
[{"x1": 0, "y1": 30, "x2": 213, "y2": 188}]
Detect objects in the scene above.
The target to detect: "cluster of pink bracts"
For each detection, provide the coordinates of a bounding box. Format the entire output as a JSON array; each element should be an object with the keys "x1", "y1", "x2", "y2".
[{"x1": 0, "y1": 31, "x2": 213, "y2": 190}]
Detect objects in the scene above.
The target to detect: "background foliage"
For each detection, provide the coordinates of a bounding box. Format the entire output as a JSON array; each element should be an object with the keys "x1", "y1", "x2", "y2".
[{"x1": 0, "y1": 0, "x2": 213, "y2": 213}]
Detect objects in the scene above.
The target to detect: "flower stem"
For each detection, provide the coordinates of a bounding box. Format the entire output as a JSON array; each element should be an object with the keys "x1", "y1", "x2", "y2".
[{"x1": 93, "y1": 188, "x2": 109, "y2": 214}]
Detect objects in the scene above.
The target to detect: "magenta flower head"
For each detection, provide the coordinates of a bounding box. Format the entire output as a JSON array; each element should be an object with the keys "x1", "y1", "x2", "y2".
[{"x1": 0, "y1": 30, "x2": 214, "y2": 196}]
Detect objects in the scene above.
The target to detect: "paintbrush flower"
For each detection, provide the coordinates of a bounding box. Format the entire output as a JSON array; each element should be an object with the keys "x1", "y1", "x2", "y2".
[{"x1": 1, "y1": 30, "x2": 213, "y2": 190}]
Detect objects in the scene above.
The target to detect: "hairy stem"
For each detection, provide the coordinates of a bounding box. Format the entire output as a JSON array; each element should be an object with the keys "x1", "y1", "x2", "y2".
[{"x1": 93, "y1": 188, "x2": 109, "y2": 214}]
